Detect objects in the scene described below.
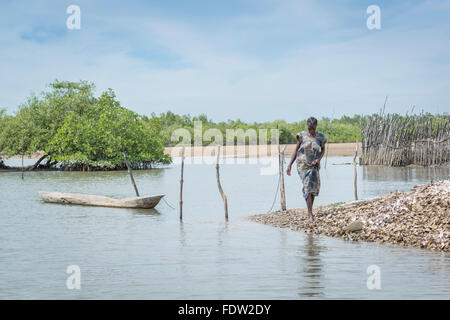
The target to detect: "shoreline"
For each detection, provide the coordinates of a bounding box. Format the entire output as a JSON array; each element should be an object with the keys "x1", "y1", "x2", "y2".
[
  {"x1": 248, "y1": 179, "x2": 450, "y2": 252},
  {"x1": 164, "y1": 142, "x2": 361, "y2": 158},
  {"x1": 1, "y1": 142, "x2": 361, "y2": 160}
]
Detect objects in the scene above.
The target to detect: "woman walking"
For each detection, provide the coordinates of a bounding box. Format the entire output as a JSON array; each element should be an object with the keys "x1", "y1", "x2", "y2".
[{"x1": 286, "y1": 117, "x2": 327, "y2": 222}]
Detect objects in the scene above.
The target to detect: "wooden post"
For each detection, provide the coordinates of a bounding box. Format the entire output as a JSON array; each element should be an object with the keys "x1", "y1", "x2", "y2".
[
  {"x1": 216, "y1": 146, "x2": 228, "y2": 220},
  {"x1": 353, "y1": 143, "x2": 358, "y2": 200},
  {"x1": 21, "y1": 135, "x2": 24, "y2": 180},
  {"x1": 179, "y1": 147, "x2": 185, "y2": 221},
  {"x1": 279, "y1": 143, "x2": 287, "y2": 211},
  {"x1": 123, "y1": 151, "x2": 140, "y2": 197}
]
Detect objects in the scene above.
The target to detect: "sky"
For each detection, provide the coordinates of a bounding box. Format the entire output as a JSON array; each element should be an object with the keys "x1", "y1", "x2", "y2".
[{"x1": 1, "y1": 0, "x2": 449, "y2": 122}]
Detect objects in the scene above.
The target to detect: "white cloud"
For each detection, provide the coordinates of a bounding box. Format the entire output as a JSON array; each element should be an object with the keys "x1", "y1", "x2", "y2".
[{"x1": 0, "y1": 0, "x2": 449, "y2": 121}]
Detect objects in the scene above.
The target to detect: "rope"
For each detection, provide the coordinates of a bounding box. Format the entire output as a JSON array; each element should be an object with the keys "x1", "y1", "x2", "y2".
[
  {"x1": 266, "y1": 146, "x2": 285, "y2": 213},
  {"x1": 267, "y1": 172, "x2": 281, "y2": 213},
  {"x1": 161, "y1": 196, "x2": 176, "y2": 210}
]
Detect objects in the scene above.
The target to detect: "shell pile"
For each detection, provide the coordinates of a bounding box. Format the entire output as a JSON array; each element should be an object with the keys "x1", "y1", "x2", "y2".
[{"x1": 249, "y1": 179, "x2": 450, "y2": 251}]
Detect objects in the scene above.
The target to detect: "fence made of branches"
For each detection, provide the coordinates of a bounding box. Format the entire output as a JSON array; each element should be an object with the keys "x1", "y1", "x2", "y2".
[{"x1": 360, "y1": 112, "x2": 450, "y2": 166}]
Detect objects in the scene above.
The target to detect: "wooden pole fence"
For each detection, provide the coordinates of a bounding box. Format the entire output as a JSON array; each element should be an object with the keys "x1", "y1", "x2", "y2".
[{"x1": 216, "y1": 146, "x2": 229, "y2": 220}]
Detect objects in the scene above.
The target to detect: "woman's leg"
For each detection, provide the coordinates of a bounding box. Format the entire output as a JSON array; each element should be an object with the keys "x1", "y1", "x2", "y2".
[{"x1": 306, "y1": 193, "x2": 315, "y2": 221}]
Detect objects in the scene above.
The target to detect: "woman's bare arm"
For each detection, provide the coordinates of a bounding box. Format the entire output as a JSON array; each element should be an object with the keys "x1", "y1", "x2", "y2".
[{"x1": 286, "y1": 135, "x2": 302, "y2": 176}]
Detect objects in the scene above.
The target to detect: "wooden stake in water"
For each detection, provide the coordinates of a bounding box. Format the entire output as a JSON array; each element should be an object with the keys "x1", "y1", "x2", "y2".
[
  {"x1": 179, "y1": 147, "x2": 185, "y2": 221},
  {"x1": 123, "y1": 151, "x2": 140, "y2": 197},
  {"x1": 353, "y1": 143, "x2": 358, "y2": 200},
  {"x1": 216, "y1": 146, "x2": 228, "y2": 220},
  {"x1": 279, "y1": 143, "x2": 287, "y2": 211}
]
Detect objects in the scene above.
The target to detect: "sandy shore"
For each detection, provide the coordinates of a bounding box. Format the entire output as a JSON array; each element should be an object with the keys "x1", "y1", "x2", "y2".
[
  {"x1": 249, "y1": 179, "x2": 450, "y2": 251},
  {"x1": 0, "y1": 152, "x2": 45, "y2": 160},
  {"x1": 165, "y1": 142, "x2": 361, "y2": 158}
]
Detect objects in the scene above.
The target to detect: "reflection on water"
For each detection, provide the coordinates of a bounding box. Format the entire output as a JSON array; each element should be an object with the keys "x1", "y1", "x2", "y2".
[
  {"x1": 217, "y1": 221, "x2": 229, "y2": 247},
  {"x1": 362, "y1": 165, "x2": 449, "y2": 182},
  {"x1": 298, "y1": 234, "x2": 324, "y2": 298},
  {"x1": 129, "y1": 208, "x2": 161, "y2": 216},
  {"x1": 179, "y1": 222, "x2": 186, "y2": 248},
  {"x1": 0, "y1": 156, "x2": 449, "y2": 299}
]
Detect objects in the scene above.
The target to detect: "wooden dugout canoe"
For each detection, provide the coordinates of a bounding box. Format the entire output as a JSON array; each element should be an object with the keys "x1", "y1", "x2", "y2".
[{"x1": 38, "y1": 191, "x2": 165, "y2": 209}]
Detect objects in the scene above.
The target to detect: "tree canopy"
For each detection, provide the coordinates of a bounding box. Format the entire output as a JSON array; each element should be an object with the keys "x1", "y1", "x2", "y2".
[{"x1": 0, "y1": 80, "x2": 171, "y2": 170}]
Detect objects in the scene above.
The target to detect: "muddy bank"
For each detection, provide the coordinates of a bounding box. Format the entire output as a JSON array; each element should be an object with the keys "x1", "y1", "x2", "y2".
[{"x1": 249, "y1": 179, "x2": 450, "y2": 251}]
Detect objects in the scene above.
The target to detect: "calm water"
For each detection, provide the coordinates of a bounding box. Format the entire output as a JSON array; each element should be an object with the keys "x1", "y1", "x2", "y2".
[{"x1": 0, "y1": 156, "x2": 449, "y2": 299}]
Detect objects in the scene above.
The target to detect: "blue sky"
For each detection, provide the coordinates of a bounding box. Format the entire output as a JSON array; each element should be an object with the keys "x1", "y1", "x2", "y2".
[{"x1": 1, "y1": 0, "x2": 449, "y2": 121}]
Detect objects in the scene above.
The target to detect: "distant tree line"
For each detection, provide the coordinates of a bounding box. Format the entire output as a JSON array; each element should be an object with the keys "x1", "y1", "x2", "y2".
[
  {"x1": 1, "y1": 80, "x2": 447, "y2": 170},
  {"x1": 150, "y1": 111, "x2": 448, "y2": 147},
  {"x1": 150, "y1": 111, "x2": 363, "y2": 146}
]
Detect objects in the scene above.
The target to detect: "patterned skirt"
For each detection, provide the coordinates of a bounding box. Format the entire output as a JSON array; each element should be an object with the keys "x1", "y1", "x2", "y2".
[{"x1": 296, "y1": 161, "x2": 321, "y2": 200}]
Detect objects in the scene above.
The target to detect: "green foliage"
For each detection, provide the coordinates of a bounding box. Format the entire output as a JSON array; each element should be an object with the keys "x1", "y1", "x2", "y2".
[
  {"x1": 48, "y1": 89, "x2": 170, "y2": 168},
  {"x1": 0, "y1": 108, "x2": 6, "y2": 162},
  {"x1": 0, "y1": 81, "x2": 171, "y2": 169},
  {"x1": 0, "y1": 81, "x2": 96, "y2": 157},
  {"x1": 155, "y1": 111, "x2": 363, "y2": 146}
]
